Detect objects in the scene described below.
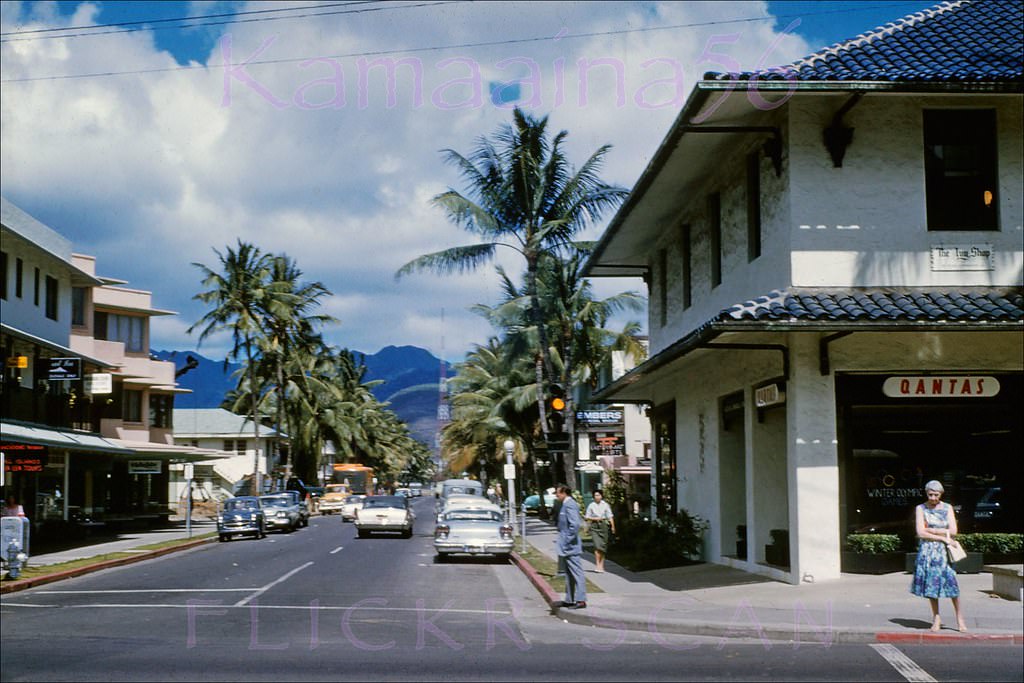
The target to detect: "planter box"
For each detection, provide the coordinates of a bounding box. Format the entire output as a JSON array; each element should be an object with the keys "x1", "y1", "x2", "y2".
[
  {"x1": 905, "y1": 552, "x2": 984, "y2": 574},
  {"x1": 842, "y1": 551, "x2": 905, "y2": 574},
  {"x1": 983, "y1": 552, "x2": 1024, "y2": 566},
  {"x1": 736, "y1": 541, "x2": 747, "y2": 559},
  {"x1": 765, "y1": 544, "x2": 789, "y2": 568}
]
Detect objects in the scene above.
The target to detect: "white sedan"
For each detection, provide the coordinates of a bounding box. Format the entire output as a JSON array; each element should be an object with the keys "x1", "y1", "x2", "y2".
[
  {"x1": 434, "y1": 505, "x2": 514, "y2": 560},
  {"x1": 354, "y1": 495, "x2": 415, "y2": 538}
]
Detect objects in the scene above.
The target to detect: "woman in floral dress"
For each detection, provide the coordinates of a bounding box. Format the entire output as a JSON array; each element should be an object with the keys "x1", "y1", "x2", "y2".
[{"x1": 910, "y1": 480, "x2": 967, "y2": 632}]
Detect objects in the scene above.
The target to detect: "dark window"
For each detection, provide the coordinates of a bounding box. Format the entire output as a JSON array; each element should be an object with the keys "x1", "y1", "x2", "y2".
[
  {"x1": 223, "y1": 439, "x2": 245, "y2": 454},
  {"x1": 924, "y1": 109, "x2": 998, "y2": 231},
  {"x1": 123, "y1": 389, "x2": 143, "y2": 422},
  {"x1": 658, "y1": 248, "x2": 668, "y2": 327},
  {"x1": 34, "y1": 268, "x2": 40, "y2": 306},
  {"x1": 149, "y1": 394, "x2": 172, "y2": 428},
  {"x1": 652, "y1": 402, "x2": 677, "y2": 518},
  {"x1": 709, "y1": 192, "x2": 722, "y2": 287},
  {"x1": 71, "y1": 287, "x2": 86, "y2": 326},
  {"x1": 44, "y1": 275, "x2": 58, "y2": 320},
  {"x1": 680, "y1": 224, "x2": 692, "y2": 309},
  {"x1": 94, "y1": 311, "x2": 144, "y2": 352},
  {"x1": 0, "y1": 251, "x2": 7, "y2": 299},
  {"x1": 15, "y1": 258, "x2": 23, "y2": 298},
  {"x1": 747, "y1": 153, "x2": 762, "y2": 261}
]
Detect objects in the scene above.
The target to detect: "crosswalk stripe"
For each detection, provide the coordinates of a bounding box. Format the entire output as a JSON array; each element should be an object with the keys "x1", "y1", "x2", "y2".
[{"x1": 869, "y1": 643, "x2": 937, "y2": 682}]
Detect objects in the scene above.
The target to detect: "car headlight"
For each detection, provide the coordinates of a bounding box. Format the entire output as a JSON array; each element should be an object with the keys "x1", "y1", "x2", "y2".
[{"x1": 276, "y1": 511, "x2": 287, "y2": 518}]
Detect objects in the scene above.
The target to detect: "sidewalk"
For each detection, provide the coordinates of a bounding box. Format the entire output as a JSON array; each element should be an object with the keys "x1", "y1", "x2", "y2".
[{"x1": 514, "y1": 517, "x2": 1023, "y2": 645}]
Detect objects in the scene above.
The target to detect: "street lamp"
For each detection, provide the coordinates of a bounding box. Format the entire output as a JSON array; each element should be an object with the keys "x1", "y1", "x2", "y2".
[{"x1": 503, "y1": 439, "x2": 517, "y2": 529}]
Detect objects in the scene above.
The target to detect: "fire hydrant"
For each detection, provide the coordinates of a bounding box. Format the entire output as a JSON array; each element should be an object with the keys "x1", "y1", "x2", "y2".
[{"x1": 5, "y1": 539, "x2": 28, "y2": 580}]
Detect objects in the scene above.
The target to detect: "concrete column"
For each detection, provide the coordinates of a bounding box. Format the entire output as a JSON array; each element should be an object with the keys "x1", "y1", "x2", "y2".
[{"x1": 787, "y1": 332, "x2": 841, "y2": 583}]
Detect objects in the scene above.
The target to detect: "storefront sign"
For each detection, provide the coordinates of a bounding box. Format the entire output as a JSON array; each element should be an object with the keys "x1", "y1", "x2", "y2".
[
  {"x1": 42, "y1": 357, "x2": 81, "y2": 381},
  {"x1": 84, "y1": 373, "x2": 113, "y2": 395},
  {"x1": 5, "y1": 356, "x2": 28, "y2": 369},
  {"x1": 1, "y1": 443, "x2": 48, "y2": 473},
  {"x1": 589, "y1": 432, "x2": 625, "y2": 459},
  {"x1": 576, "y1": 409, "x2": 623, "y2": 427},
  {"x1": 930, "y1": 243, "x2": 994, "y2": 271},
  {"x1": 882, "y1": 376, "x2": 1000, "y2": 398},
  {"x1": 128, "y1": 460, "x2": 162, "y2": 475}
]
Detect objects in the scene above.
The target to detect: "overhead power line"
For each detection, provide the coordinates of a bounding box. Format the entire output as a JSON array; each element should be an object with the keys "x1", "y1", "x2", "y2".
[
  {"x1": 0, "y1": 2, "x2": 930, "y2": 85},
  {"x1": 0, "y1": 1, "x2": 456, "y2": 44}
]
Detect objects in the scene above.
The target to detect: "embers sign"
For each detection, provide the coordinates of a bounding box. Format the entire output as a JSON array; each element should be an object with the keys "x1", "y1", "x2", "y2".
[{"x1": 882, "y1": 376, "x2": 1000, "y2": 398}]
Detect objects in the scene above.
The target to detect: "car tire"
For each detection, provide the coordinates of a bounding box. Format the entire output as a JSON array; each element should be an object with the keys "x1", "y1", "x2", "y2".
[
  {"x1": 401, "y1": 529, "x2": 412, "y2": 539},
  {"x1": 435, "y1": 553, "x2": 448, "y2": 563},
  {"x1": 219, "y1": 534, "x2": 229, "y2": 542},
  {"x1": 357, "y1": 529, "x2": 368, "y2": 539}
]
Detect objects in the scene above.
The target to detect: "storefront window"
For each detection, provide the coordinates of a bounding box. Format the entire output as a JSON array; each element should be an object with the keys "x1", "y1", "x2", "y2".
[{"x1": 652, "y1": 402, "x2": 677, "y2": 518}]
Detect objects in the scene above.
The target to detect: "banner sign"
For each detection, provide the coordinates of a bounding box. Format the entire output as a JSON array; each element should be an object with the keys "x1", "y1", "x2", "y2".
[
  {"x1": 882, "y1": 376, "x2": 1000, "y2": 398},
  {"x1": 1, "y1": 443, "x2": 48, "y2": 473},
  {"x1": 128, "y1": 460, "x2": 162, "y2": 475}
]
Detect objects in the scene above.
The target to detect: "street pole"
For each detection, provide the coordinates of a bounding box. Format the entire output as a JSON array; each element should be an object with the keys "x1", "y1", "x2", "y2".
[{"x1": 503, "y1": 439, "x2": 517, "y2": 531}]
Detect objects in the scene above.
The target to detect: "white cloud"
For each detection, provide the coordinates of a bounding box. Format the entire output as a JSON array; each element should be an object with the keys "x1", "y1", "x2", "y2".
[{"x1": 2, "y1": 1, "x2": 810, "y2": 358}]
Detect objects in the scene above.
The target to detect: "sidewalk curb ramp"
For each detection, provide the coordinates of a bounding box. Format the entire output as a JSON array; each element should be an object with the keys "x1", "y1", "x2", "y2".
[{"x1": 0, "y1": 537, "x2": 214, "y2": 594}]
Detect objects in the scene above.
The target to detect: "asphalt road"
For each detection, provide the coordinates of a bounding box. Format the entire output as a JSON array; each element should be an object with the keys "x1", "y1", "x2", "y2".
[{"x1": 2, "y1": 496, "x2": 1021, "y2": 682}]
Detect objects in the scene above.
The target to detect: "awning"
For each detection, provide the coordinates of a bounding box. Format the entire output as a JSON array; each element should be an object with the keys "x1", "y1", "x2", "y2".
[
  {"x1": 1, "y1": 420, "x2": 134, "y2": 455},
  {"x1": 1, "y1": 323, "x2": 115, "y2": 369},
  {"x1": 105, "y1": 438, "x2": 228, "y2": 462}
]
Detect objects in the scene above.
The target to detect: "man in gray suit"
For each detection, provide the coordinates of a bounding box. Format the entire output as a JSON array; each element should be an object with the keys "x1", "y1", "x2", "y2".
[{"x1": 555, "y1": 484, "x2": 586, "y2": 609}]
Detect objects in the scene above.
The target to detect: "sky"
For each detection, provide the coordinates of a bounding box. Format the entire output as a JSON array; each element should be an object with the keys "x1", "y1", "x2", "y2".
[{"x1": 1, "y1": 0, "x2": 938, "y2": 363}]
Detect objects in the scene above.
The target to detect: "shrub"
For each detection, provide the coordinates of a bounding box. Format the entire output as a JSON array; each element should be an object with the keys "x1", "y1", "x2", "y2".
[
  {"x1": 611, "y1": 508, "x2": 708, "y2": 570},
  {"x1": 846, "y1": 534, "x2": 901, "y2": 554},
  {"x1": 956, "y1": 533, "x2": 1023, "y2": 554}
]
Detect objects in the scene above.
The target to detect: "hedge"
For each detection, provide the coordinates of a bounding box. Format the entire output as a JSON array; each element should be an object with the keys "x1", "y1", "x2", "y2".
[
  {"x1": 955, "y1": 533, "x2": 1023, "y2": 554},
  {"x1": 846, "y1": 534, "x2": 901, "y2": 554}
]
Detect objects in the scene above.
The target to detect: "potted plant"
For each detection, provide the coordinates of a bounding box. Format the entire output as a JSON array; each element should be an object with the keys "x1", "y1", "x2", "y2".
[
  {"x1": 957, "y1": 533, "x2": 1022, "y2": 568},
  {"x1": 765, "y1": 528, "x2": 790, "y2": 568},
  {"x1": 843, "y1": 534, "x2": 905, "y2": 574},
  {"x1": 736, "y1": 525, "x2": 747, "y2": 559},
  {"x1": 904, "y1": 534, "x2": 993, "y2": 574}
]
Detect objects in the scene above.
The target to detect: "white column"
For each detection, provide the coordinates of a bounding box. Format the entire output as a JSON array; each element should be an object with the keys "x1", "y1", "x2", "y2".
[{"x1": 787, "y1": 332, "x2": 841, "y2": 583}]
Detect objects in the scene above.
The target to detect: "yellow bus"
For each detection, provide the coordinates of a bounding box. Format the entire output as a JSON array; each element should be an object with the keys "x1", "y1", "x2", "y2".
[{"x1": 331, "y1": 464, "x2": 375, "y2": 495}]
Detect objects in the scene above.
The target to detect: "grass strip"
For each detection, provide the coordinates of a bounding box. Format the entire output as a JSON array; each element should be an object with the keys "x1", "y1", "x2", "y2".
[{"x1": 517, "y1": 545, "x2": 602, "y2": 594}]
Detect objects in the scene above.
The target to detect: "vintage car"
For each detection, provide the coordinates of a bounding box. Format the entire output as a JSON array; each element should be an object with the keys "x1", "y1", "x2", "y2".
[
  {"x1": 317, "y1": 484, "x2": 351, "y2": 515},
  {"x1": 354, "y1": 495, "x2": 415, "y2": 538},
  {"x1": 521, "y1": 492, "x2": 557, "y2": 515},
  {"x1": 217, "y1": 496, "x2": 266, "y2": 541},
  {"x1": 279, "y1": 489, "x2": 310, "y2": 527},
  {"x1": 434, "y1": 504, "x2": 514, "y2": 560},
  {"x1": 259, "y1": 493, "x2": 301, "y2": 532},
  {"x1": 340, "y1": 494, "x2": 366, "y2": 522}
]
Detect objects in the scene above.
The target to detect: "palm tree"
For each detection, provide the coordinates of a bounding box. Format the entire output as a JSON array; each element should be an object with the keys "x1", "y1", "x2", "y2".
[
  {"x1": 190, "y1": 240, "x2": 275, "y2": 495},
  {"x1": 397, "y1": 108, "x2": 627, "y2": 448}
]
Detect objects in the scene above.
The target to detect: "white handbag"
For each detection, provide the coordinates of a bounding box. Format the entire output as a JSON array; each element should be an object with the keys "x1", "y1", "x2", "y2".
[{"x1": 946, "y1": 531, "x2": 967, "y2": 563}]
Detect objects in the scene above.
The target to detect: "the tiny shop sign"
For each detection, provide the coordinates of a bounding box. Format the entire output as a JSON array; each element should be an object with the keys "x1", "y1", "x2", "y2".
[{"x1": 882, "y1": 376, "x2": 1000, "y2": 398}]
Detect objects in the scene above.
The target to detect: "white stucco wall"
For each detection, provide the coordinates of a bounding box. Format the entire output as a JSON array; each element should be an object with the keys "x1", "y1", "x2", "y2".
[
  {"x1": 788, "y1": 94, "x2": 1023, "y2": 287},
  {"x1": 1, "y1": 229, "x2": 74, "y2": 345}
]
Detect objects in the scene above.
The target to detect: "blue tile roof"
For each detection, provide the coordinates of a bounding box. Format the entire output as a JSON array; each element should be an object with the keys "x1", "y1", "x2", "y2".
[
  {"x1": 719, "y1": 288, "x2": 1024, "y2": 322},
  {"x1": 709, "y1": 0, "x2": 1023, "y2": 83}
]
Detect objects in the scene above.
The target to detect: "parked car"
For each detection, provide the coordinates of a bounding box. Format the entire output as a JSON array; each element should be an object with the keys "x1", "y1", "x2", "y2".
[
  {"x1": 318, "y1": 484, "x2": 350, "y2": 515},
  {"x1": 394, "y1": 487, "x2": 411, "y2": 498},
  {"x1": 521, "y1": 493, "x2": 557, "y2": 515},
  {"x1": 408, "y1": 483, "x2": 423, "y2": 497},
  {"x1": 260, "y1": 493, "x2": 301, "y2": 532},
  {"x1": 354, "y1": 495, "x2": 415, "y2": 538},
  {"x1": 434, "y1": 504, "x2": 514, "y2": 560},
  {"x1": 217, "y1": 496, "x2": 266, "y2": 541},
  {"x1": 340, "y1": 494, "x2": 366, "y2": 522},
  {"x1": 279, "y1": 489, "x2": 310, "y2": 527}
]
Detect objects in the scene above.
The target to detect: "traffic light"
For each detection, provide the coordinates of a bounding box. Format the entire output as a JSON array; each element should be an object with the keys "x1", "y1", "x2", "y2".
[{"x1": 546, "y1": 383, "x2": 567, "y2": 435}]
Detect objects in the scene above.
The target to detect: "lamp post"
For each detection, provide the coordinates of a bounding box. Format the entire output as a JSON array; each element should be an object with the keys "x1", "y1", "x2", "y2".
[{"x1": 503, "y1": 439, "x2": 517, "y2": 529}]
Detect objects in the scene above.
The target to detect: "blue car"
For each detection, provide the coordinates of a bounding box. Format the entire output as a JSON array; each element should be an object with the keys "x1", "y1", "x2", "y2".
[{"x1": 521, "y1": 493, "x2": 556, "y2": 515}]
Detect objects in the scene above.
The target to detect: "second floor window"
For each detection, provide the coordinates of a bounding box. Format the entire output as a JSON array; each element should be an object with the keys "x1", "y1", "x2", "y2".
[
  {"x1": 45, "y1": 276, "x2": 58, "y2": 320},
  {"x1": 709, "y1": 193, "x2": 722, "y2": 288},
  {"x1": 94, "y1": 312, "x2": 144, "y2": 352},
  {"x1": 71, "y1": 287, "x2": 86, "y2": 326},
  {"x1": 123, "y1": 389, "x2": 143, "y2": 422},
  {"x1": 924, "y1": 109, "x2": 998, "y2": 231},
  {"x1": 680, "y1": 224, "x2": 692, "y2": 309},
  {"x1": 149, "y1": 394, "x2": 172, "y2": 428},
  {"x1": 223, "y1": 439, "x2": 246, "y2": 454}
]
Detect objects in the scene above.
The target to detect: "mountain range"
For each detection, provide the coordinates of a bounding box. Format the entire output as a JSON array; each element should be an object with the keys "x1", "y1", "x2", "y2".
[{"x1": 154, "y1": 346, "x2": 451, "y2": 449}]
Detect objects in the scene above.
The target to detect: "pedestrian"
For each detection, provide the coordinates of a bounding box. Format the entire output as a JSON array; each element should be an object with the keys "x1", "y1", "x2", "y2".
[
  {"x1": 584, "y1": 490, "x2": 615, "y2": 572},
  {"x1": 910, "y1": 480, "x2": 967, "y2": 632},
  {"x1": 555, "y1": 484, "x2": 586, "y2": 609},
  {"x1": 3, "y1": 495, "x2": 25, "y2": 517}
]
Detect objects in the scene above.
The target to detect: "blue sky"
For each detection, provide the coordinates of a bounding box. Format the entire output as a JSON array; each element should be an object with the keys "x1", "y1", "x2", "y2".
[{"x1": 1, "y1": 1, "x2": 942, "y2": 361}]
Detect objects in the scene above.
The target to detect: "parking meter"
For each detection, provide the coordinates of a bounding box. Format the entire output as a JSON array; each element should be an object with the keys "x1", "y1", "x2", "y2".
[{"x1": 1, "y1": 516, "x2": 31, "y2": 578}]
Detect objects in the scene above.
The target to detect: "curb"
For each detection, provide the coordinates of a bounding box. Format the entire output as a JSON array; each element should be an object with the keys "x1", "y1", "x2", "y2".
[
  {"x1": 0, "y1": 537, "x2": 215, "y2": 594},
  {"x1": 510, "y1": 551, "x2": 560, "y2": 609},
  {"x1": 876, "y1": 632, "x2": 1023, "y2": 645}
]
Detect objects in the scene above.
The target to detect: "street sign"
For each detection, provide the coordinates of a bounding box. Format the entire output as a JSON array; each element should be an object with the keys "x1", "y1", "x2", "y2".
[
  {"x1": 184, "y1": 463, "x2": 195, "y2": 480},
  {"x1": 503, "y1": 463, "x2": 516, "y2": 480}
]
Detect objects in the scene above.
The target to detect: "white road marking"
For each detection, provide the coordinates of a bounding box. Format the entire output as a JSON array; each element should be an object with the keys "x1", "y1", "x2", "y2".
[
  {"x1": 0, "y1": 602, "x2": 59, "y2": 608},
  {"x1": 329, "y1": 546, "x2": 344, "y2": 554},
  {"x1": 35, "y1": 588, "x2": 256, "y2": 594},
  {"x1": 869, "y1": 643, "x2": 937, "y2": 683},
  {"x1": 234, "y1": 561, "x2": 314, "y2": 607},
  {"x1": 2, "y1": 603, "x2": 511, "y2": 615}
]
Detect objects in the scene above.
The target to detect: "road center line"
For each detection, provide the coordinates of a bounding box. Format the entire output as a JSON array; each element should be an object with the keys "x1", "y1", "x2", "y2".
[
  {"x1": 35, "y1": 588, "x2": 256, "y2": 594},
  {"x1": 234, "y1": 561, "x2": 314, "y2": 607},
  {"x1": 869, "y1": 643, "x2": 937, "y2": 683},
  {"x1": 329, "y1": 546, "x2": 344, "y2": 554}
]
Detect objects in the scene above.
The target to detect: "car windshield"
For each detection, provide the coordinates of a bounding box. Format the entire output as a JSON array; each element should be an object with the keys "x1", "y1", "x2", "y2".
[
  {"x1": 261, "y1": 496, "x2": 291, "y2": 507},
  {"x1": 363, "y1": 496, "x2": 404, "y2": 509},
  {"x1": 345, "y1": 495, "x2": 365, "y2": 504},
  {"x1": 325, "y1": 485, "x2": 348, "y2": 494},
  {"x1": 446, "y1": 510, "x2": 502, "y2": 522},
  {"x1": 224, "y1": 499, "x2": 257, "y2": 511}
]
